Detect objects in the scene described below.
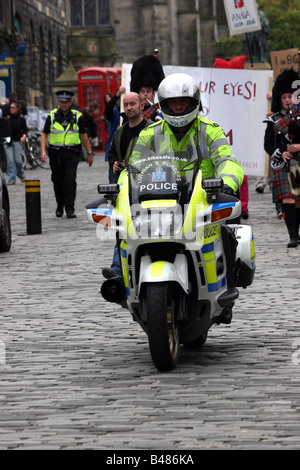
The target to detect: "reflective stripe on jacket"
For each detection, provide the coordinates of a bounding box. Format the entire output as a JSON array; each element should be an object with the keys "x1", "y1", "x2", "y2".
[
  {"x1": 48, "y1": 109, "x2": 82, "y2": 146},
  {"x1": 130, "y1": 118, "x2": 244, "y2": 192}
]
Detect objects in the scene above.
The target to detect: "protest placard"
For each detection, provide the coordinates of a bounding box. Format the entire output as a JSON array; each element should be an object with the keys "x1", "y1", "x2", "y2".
[
  {"x1": 270, "y1": 49, "x2": 299, "y2": 79},
  {"x1": 223, "y1": 0, "x2": 261, "y2": 36}
]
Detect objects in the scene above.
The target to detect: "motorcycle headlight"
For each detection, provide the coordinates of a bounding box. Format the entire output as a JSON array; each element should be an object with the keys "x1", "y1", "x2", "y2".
[{"x1": 133, "y1": 210, "x2": 182, "y2": 238}]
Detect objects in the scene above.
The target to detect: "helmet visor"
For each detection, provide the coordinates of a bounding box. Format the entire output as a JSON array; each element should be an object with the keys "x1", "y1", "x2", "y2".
[{"x1": 161, "y1": 97, "x2": 198, "y2": 117}]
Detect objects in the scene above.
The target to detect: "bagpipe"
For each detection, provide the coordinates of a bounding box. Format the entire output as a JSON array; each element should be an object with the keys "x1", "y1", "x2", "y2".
[{"x1": 270, "y1": 106, "x2": 300, "y2": 170}]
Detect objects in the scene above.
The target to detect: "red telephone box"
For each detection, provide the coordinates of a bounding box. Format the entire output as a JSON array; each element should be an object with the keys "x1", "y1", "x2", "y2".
[{"x1": 77, "y1": 67, "x2": 121, "y2": 152}]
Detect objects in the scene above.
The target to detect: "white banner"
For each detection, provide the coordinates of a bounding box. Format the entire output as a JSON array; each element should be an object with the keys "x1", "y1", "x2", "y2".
[
  {"x1": 122, "y1": 64, "x2": 273, "y2": 176},
  {"x1": 223, "y1": 0, "x2": 261, "y2": 36}
]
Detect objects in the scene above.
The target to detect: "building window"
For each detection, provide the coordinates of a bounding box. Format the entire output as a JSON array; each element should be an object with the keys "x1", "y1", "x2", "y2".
[
  {"x1": 85, "y1": 0, "x2": 95, "y2": 26},
  {"x1": 70, "y1": 0, "x2": 82, "y2": 26},
  {"x1": 0, "y1": 3, "x2": 3, "y2": 25},
  {"x1": 70, "y1": 0, "x2": 110, "y2": 27},
  {"x1": 14, "y1": 15, "x2": 22, "y2": 38},
  {"x1": 98, "y1": 0, "x2": 110, "y2": 25}
]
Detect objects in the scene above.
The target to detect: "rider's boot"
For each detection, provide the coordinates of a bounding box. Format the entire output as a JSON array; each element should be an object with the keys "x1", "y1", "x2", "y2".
[
  {"x1": 102, "y1": 267, "x2": 118, "y2": 279},
  {"x1": 217, "y1": 305, "x2": 233, "y2": 325}
]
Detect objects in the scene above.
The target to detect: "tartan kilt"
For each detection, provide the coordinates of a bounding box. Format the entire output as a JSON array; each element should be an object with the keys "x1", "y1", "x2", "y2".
[{"x1": 273, "y1": 167, "x2": 300, "y2": 202}]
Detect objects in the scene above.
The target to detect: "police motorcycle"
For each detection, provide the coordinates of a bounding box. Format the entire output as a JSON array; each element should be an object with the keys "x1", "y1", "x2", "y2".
[{"x1": 86, "y1": 133, "x2": 255, "y2": 371}]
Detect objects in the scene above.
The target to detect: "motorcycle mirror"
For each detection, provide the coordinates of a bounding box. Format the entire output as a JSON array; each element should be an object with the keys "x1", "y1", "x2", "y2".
[
  {"x1": 98, "y1": 183, "x2": 119, "y2": 194},
  {"x1": 202, "y1": 178, "x2": 223, "y2": 189},
  {"x1": 0, "y1": 118, "x2": 11, "y2": 145}
]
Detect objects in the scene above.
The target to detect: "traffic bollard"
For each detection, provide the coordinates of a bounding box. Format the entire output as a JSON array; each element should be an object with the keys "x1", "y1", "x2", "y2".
[{"x1": 25, "y1": 180, "x2": 42, "y2": 235}]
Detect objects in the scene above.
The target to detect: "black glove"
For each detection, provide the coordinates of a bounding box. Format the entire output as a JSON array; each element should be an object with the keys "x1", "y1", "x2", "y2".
[{"x1": 220, "y1": 184, "x2": 234, "y2": 195}]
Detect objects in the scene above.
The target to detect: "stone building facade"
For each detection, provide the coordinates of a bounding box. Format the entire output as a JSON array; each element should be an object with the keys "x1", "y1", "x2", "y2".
[
  {"x1": 1, "y1": 0, "x2": 229, "y2": 109},
  {"x1": 14, "y1": 0, "x2": 68, "y2": 109},
  {"x1": 66, "y1": 0, "x2": 228, "y2": 69},
  {"x1": 0, "y1": 0, "x2": 68, "y2": 110}
]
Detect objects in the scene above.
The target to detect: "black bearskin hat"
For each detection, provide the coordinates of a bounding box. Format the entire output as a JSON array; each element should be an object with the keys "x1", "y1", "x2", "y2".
[
  {"x1": 272, "y1": 68, "x2": 300, "y2": 113},
  {"x1": 130, "y1": 54, "x2": 165, "y2": 93}
]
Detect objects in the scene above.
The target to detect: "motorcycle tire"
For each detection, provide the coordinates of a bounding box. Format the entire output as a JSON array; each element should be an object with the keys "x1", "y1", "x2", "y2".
[
  {"x1": 0, "y1": 198, "x2": 11, "y2": 253},
  {"x1": 146, "y1": 282, "x2": 179, "y2": 371}
]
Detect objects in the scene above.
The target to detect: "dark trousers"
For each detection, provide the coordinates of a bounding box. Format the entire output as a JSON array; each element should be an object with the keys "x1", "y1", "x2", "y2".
[{"x1": 49, "y1": 148, "x2": 79, "y2": 213}]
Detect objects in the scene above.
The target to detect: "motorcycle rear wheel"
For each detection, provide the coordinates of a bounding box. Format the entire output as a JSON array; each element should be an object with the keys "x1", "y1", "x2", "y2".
[{"x1": 146, "y1": 282, "x2": 179, "y2": 371}]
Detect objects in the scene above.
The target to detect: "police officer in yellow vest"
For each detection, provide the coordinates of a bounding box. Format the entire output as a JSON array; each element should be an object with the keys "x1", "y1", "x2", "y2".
[
  {"x1": 103, "y1": 73, "x2": 244, "y2": 279},
  {"x1": 41, "y1": 90, "x2": 93, "y2": 218},
  {"x1": 130, "y1": 73, "x2": 244, "y2": 194}
]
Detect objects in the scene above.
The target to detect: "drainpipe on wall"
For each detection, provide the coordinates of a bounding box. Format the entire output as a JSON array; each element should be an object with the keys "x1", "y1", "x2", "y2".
[
  {"x1": 169, "y1": 0, "x2": 179, "y2": 65},
  {"x1": 195, "y1": 0, "x2": 201, "y2": 67}
]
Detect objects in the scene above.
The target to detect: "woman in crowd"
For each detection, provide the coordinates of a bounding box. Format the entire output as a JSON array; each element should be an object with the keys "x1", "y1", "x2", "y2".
[
  {"x1": 264, "y1": 69, "x2": 300, "y2": 247},
  {"x1": 4, "y1": 101, "x2": 27, "y2": 185}
]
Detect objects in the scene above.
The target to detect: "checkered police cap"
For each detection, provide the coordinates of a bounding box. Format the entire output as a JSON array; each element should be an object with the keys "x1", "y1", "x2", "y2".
[{"x1": 56, "y1": 90, "x2": 74, "y2": 102}]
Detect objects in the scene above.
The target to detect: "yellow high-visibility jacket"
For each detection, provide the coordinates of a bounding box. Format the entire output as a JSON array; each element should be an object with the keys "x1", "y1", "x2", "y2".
[
  {"x1": 128, "y1": 118, "x2": 244, "y2": 192},
  {"x1": 48, "y1": 108, "x2": 82, "y2": 147}
]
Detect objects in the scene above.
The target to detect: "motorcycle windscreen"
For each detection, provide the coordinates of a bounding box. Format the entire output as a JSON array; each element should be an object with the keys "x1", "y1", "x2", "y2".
[{"x1": 127, "y1": 133, "x2": 199, "y2": 203}]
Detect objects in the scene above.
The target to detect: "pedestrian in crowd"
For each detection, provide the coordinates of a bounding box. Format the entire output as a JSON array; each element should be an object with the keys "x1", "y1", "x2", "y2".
[
  {"x1": 71, "y1": 95, "x2": 80, "y2": 110},
  {"x1": 130, "y1": 53, "x2": 165, "y2": 122},
  {"x1": 108, "y1": 92, "x2": 151, "y2": 182},
  {"x1": 18, "y1": 99, "x2": 28, "y2": 117},
  {"x1": 255, "y1": 174, "x2": 273, "y2": 193},
  {"x1": 139, "y1": 85, "x2": 162, "y2": 121},
  {"x1": 1, "y1": 91, "x2": 18, "y2": 118},
  {"x1": 102, "y1": 91, "x2": 152, "y2": 279},
  {"x1": 40, "y1": 90, "x2": 93, "y2": 219},
  {"x1": 104, "y1": 86, "x2": 126, "y2": 182},
  {"x1": 264, "y1": 68, "x2": 300, "y2": 247},
  {"x1": 4, "y1": 100, "x2": 27, "y2": 185},
  {"x1": 81, "y1": 104, "x2": 98, "y2": 159},
  {"x1": 104, "y1": 92, "x2": 113, "y2": 137}
]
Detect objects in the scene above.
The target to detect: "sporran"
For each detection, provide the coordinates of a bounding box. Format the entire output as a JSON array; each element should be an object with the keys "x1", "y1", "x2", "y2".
[{"x1": 287, "y1": 159, "x2": 300, "y2": 196}]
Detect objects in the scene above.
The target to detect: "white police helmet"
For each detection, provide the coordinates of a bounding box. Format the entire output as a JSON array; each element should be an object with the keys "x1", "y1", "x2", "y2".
[{"x1": 158, "y1": 73, "x2": 200, "y2": 128}]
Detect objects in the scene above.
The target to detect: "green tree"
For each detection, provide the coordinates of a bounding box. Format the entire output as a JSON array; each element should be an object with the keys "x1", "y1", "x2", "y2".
[
  {"x1": 214, "y1": 0, "x2": 300, "y2": 62},
  {"x1": 259, "y1": 0, "x2": 300, "y2": 52}
]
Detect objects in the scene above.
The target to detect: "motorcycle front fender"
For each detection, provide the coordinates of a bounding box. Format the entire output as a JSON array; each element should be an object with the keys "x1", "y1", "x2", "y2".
[{"x1": 138, "y1": 254, "x2": 189, "y2": 295}]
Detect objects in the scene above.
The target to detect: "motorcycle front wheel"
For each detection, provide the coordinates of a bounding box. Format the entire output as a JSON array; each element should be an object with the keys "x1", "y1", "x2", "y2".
[{"x1": 146, "y1": 282, "x2": 179, "y2": 371}]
